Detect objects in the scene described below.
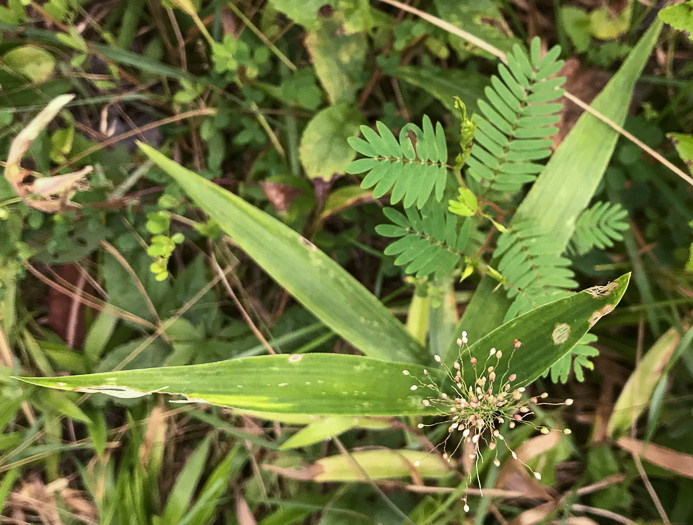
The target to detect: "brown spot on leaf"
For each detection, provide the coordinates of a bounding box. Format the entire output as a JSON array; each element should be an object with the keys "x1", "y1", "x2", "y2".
[
  {"x1": 478, "y1": 16, "x2": 513, "y2": 37},
  {"x1": 299, "y1": 236, "x2": 317, "y2": 251},
  {"x1": 552, "y1": 323, "x2": 571, "y2": 345},
  {"x1": 586, "y1": 281, "x2": 619, "y2": 298},
  {"x1": 589, "y1": 304, "x2": 615, "y2": 327}
]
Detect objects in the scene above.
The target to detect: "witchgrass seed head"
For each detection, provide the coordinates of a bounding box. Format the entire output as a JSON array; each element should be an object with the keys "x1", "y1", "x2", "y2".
[{"x1": 411, "y1": 330, "x2": 573, "y2": 513}]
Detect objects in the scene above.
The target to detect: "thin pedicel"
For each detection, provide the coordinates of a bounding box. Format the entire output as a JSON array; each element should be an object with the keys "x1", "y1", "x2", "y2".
[{"x1": 402, "y1": 331, "x2": 573, "y2": 513}]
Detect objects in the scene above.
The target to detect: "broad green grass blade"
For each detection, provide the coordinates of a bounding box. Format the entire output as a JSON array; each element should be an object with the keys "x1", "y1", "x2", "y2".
[
  {"x1": 161, "y1": 436, "x2": 211, "y2": 524},
  {"x1": 515, "y1": 20, "x2": 663, "y2": 239},
  {"x1": 178, "y1": 445, "x2": 244, "y2": 525},
  {"x1": 279, "y1": 416, "x2": 390, "y2": 450},
  {"x1": 18, "y1": 275, "x2": 628, "y2": 415},
  {"x1": 462, "y1": 273, "x2": 630, "y2": 387},
  {"x1": 138, "y1": 143, "x2": 425, "y2": 364},
  {"x1": 280, "y1": 416, "x2": 360, "y2": 450},
  {"x1": 268, "y1": 449, "x2": 452, "y2": 481},
  {"x1": 607, "y1": 328, "x2": 680, "y2": 438},
  {"x1": 452, "y1": 20, "x2": 661, "y2": 356},
  {"x1": 19, "y1": 353, "x2": 441, "y2": 415}
]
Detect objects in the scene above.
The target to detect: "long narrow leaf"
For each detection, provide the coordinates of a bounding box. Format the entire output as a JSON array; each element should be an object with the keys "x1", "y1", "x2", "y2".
[
  {"x1": 138, "y1": 143, "x2": 425, "y2": 364},
  {"x1": 18, "y1": 274, "x2": 628, "y2": 415}
]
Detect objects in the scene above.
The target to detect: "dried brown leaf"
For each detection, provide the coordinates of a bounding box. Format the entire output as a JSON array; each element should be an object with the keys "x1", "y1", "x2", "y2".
[
  {"x1": 235, "y1": 493, "x2": 257, "y2": 525},
  {"x1": 617, "y1": 436, "x2": 693, "y2": 479},
  {"x1": 495, "y1": 433, "x2": 560, "y2": 499},
  {"x1": 262, "y1": 182, "x2": 304, "y2": 213}
]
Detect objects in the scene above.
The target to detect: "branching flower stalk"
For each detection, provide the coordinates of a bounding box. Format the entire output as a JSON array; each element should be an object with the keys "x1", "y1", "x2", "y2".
[{"x1": 403, "y1": 332, "x2": 573, "y2": 513}]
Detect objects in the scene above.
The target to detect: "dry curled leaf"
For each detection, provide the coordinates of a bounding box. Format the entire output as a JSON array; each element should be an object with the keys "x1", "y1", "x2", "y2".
[{"x1": 5, "y1": 94, "x2": 92, "y2": 213}]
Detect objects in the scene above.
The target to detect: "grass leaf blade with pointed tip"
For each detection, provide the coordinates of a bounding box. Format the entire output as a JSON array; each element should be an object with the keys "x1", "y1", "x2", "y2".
[
  {"x1": 463, "y1": 273, "x2": 630, "y2": 387},
  {"x1": 19, "y1": 354, "x2": 440, "y2": 415},
  {"x1": 267, "y1": 449, "x2": 452, "y2": 481},
  {"x1": 138, "y1": 142, "x2": 425, "y2": 364},
  {"x1": 18, "y1": 274, "x2": 628, "y2": 416}
]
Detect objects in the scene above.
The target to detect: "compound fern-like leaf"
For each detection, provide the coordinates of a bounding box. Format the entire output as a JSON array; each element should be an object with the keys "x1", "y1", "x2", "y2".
[
  {"x1": 347, "y1": 117, "x2": 449, "y2": 209},
  {"x1": 569, "y1": 201, "x2": 629, "y2": 255},
  {"x1": 544, "y1": 333, "x2": 598, "y2": 383},
  {"x1": 496, "y1": 220, "x2": 606, "y2": 383},
  {"x1": 466, "y1": 37, "x2": 565, "y2": 195},
  {"x1": 495, "y1": 221, "x2": 577, "y2": 320},
  {"x1": 375, "y1": 205, "x2": 470, "y2": 280}
]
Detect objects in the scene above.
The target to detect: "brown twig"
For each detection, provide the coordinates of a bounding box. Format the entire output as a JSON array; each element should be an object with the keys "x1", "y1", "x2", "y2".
[
  {"x1": 112, "y1": 266, "x2": 229, "y2": 371},
  {"x1": 166, "y1": 6, "x2": 188, "y2": 71},
  {"x1": 571, "y1": 504, "x2": 638, "y2": 525},
  {"x1": 626, "y1": 315, "x2": 671, "y2": 524},
  {"x1": 24, "y1": 263, "x2": 156, "y2": 330},
  {"x1": 65, "y1": 269, "x2": 87, "y2": 348},
  {"x1": 211, "y1": 255, "x2": 276, "y2": 355},
  {"x1": 50, "y1": 108, "x2": 217, "y2": 175},
  {"x1": 100, "y1": 240, "x2": 162, "y2": 326}
]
